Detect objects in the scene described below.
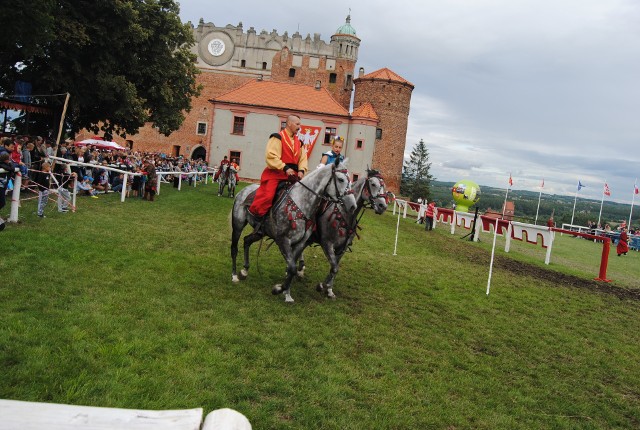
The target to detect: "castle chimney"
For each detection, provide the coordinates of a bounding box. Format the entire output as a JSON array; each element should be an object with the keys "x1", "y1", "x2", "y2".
[{"x1": 358, "y1": 67, "x2": 365, "y2": 78}]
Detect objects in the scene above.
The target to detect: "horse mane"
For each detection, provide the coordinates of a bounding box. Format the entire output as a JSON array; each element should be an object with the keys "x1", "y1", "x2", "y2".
[{"x1": 366, "y1": 167, "x2": 382, "y2": 178}]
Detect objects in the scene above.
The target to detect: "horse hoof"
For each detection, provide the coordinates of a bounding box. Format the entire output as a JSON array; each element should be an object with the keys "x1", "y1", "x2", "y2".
[
  {"x1": 272, "y1": 284, "x2": 283, "y2": 295},
  {"x1": 284, "y1": 294, "x2": 294, "y2": 303},
  {"x1": 239, "y1": 269, "x2": 248, "y2": 280},
  {"x1": 316, "y1": 283, "x2": 324, "y2": 292},
  {"x1": 232, "y1": 274, "x2": 239, "y2": 283},
  {"x1": 327, "y1": 289, "x2": 336, "y2": 299},
  {"x1": 296, "y1": 269, "x2": 305, "y2": 278}
]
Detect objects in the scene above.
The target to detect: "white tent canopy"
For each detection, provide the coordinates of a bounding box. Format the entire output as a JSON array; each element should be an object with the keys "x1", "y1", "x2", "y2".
[{"x1": 75, "y1": 138, "x2": 126, "y2": 151}]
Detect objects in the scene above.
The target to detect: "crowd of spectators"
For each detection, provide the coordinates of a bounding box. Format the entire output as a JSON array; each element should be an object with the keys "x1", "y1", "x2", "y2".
[{"x1": 1, "y1": 134, "x2": 212, "y2": 224}]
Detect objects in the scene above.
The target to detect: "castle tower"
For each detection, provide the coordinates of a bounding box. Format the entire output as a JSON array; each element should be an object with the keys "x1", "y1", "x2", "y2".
[
  {"x1": 328, "y1": 15, "x2": 360, "y2": 109},
  {"x1": 353, "y1": 68, "x2": 414, "y2": 193}
]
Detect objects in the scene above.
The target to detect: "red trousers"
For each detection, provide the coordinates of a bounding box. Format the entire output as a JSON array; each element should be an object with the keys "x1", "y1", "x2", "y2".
[{"x1": 249, "y1": 168, "x2": 288, "y2": 216}]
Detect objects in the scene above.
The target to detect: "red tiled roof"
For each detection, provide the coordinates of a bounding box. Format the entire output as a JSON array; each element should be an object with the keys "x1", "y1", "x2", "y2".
[
  {"x1": 213, "y1": 80, "x2": 349, "y2": 116},
  {"x1": 359, "y1": 67, "x2": 414, "y2": 87},
  {"x1": 351, "y1": 102, "x2": 378, "y2": 120}
]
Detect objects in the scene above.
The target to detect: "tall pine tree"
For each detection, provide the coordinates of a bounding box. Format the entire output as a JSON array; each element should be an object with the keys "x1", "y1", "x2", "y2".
[{"x1": 401, "y1": 138, "x2": 435, "y2": 202}]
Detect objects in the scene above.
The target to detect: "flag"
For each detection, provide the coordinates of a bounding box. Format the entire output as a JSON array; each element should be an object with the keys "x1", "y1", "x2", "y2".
[
  {"x1": 604, "y1": 183, "x2": 611, "y2": 197},
  {"x1": 508, "y1": 174, "x2": 513, "y2": 187},
  {"x1": 541, "y1": 178, "x2": 544, "y2": 188},
  {"x1": 635, "y1": 180, "x2": 639, "y2": 195},
  {"x1": 577, "y1": 180, "x2": 585, "y2": 191}
]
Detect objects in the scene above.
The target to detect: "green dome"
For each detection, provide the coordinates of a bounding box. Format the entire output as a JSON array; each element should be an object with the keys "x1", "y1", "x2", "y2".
[{"x1": 336, "y1": 15, "x2": 356, "y2": 35}]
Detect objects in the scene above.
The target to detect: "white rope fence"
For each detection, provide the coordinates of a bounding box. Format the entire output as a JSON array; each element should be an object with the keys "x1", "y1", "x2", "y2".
[{"x1": 2, "y1": 159, "x2": 217, "y2": 223}]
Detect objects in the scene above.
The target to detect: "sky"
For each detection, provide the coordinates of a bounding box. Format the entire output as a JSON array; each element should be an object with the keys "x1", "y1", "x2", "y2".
[{"x1": 178, "y1": 0, "x2": 640, "y2": 204}]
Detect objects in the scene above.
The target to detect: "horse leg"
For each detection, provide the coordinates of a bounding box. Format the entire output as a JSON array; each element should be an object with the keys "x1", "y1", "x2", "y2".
[
  {"x1": 297, "y1": 250, "x2": 306, "y2": 278},
  {"x1": 317, "y1": 244, "x2": 339, "y2": 299},
  {"x1": 241, "y1": 231, "x2": 263, "y2": 279},
  {"x1": 273, "y1": 242, "x2": 303, "y2": 302},
  {"x1": 273, "y1": 257, "x2": 297, "y2": 303},
  {"x1": 231, "y1": 226, "x2": 244, "y2": 283}
]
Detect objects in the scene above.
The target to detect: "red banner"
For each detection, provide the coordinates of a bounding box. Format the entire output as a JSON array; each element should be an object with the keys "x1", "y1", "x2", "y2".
[{"x1": 297, "y1": 125, "x2": 322, "y2": 158}]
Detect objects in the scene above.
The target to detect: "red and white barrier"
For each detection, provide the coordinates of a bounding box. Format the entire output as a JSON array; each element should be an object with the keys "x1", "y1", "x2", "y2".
[{"x1": 505, "y1": 221, "x2": 555, "y2": 265}]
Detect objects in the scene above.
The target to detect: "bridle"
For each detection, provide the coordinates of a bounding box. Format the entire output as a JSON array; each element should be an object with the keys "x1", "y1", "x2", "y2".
[
  {"x1": 295, "y1": 164, "x2": 353, "y2": 205},
  {"x1": 362, "y1": 173, "x2": 387, "y2": 208}
]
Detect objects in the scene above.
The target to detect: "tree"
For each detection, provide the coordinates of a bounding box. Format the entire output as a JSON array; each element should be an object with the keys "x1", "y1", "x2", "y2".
[
  {"x1": 0, "y1": 0, "x2": 201, "y2": 137},
  {"x1": 401, "y1": 138, "x2": 435, "y2": 202}
]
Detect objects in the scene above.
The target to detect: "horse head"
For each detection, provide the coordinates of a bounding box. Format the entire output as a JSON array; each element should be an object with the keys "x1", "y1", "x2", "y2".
[
  {"x1": 326, "y1": 159, "x2": 357, "y2": 215},
  {"x1": 363, "y1": 168, "x2": 388, "y2": 214}
]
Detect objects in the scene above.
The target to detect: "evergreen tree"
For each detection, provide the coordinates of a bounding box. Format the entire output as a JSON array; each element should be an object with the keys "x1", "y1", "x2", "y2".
[
  {"x1": 0, "y1": 0, "x2": 201, "y2": 137},
  {"x1": 401, "y1": 138, "x2": 435, "y2": 202}
]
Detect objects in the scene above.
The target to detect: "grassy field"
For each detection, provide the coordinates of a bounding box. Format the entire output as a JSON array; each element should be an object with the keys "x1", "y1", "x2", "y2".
[{"x1": 1, "y1": 182, "x2": 639, "y2": 429}]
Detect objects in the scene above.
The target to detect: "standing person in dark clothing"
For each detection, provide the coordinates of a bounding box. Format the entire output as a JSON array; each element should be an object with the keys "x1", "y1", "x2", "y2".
[
  {"x1": 143, "y1": 161, "x2": 157, "y2": 201},
  {"x1": 33, "y1": 161, "x2": 52, "y2": 217},
  {"x1": 0, "y1": 152, "x2": 15, "y2": 231}
]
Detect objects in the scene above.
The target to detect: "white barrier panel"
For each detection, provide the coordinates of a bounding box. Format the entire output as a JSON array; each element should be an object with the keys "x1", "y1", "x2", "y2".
[
  {"x1": 450, "y1": 210, "x2": 480, "y2": 239},
  {"x1": 393, "y1": 199, "x2": 408, "y2": 218},
  {"x1": 506, "y1": 221, "x2": 555, "y2": 264},
  {"x1": 0, "y1": 399, "x2": 252, "y2": 430}
]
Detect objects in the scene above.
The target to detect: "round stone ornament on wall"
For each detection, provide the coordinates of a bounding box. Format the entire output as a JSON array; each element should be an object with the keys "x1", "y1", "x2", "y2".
[{"x1": 199, "y1": 31, "x2": 235, "y2": 66}]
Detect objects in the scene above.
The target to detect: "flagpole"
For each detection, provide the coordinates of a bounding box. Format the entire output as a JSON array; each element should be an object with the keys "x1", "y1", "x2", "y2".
[
  {"x1": 597, "y1": 179, "x2": 606, "y2": 228},
  {"x1": 571, "y1": 189, "x2": 578, "y2": 226},
  {"x1": 487, "y1": 178, "x2": 510, "y2": 296},
  {"x1": 535, "y1": 188, "x2": 542, "y2": 225},
  {"x1": 629, "y1": 178, "x2": 637, "y2": 229}
]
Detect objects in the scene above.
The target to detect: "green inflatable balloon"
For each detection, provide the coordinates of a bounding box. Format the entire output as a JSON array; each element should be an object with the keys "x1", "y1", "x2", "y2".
[{"x1": 452, "y1": 180, "x2": 481, "y2": 212}]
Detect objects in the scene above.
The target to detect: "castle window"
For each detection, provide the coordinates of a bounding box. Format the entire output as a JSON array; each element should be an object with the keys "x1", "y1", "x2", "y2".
[
  {"x1": 376, "y1": 128, "x2": 382, "y2": 139},
  {"x1": 232, "y1": 116, "x2": 245, "y2": 135},
  {"x1": 289, "y1": 68, "x2": 296, "y2": 78},
  {"x1": 345, "y1": 74, "x2": 352, "y2": 89},
  {"x1": 240, "y1": 60, "x2": 246, "y2": 68},
  {"x1": 329, "y1": 73, "x2": 337, "y2": 84},
  {"x1": 352, "y1": 173, "x2": 359, "y2": 182},
  {"x1": 324, "y1": 127, "x2": 337, "y2": 144},
  {"x1": 196, "y1": 122, "x2": 207, "y2": 135},
  {"x1": 356, "y1": 139, "x2": 364, "y2": 150},
  {"x1": 262, "y1": 62, "x2": 267, "y2": 70},
  {"x1": 280, "y1": 121, "x2": 287, "y2": 130},
  {"x1": 230, "y1": 151, "x2": 241, "y2": 165}
]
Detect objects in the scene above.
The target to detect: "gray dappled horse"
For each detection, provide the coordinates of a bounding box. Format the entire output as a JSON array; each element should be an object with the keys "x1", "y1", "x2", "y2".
[
  {"x1": 299, "y1": 169, "x2": 389, "y2": 298},
  {"x1": 231, "y1": 161, "x2": 356, "y2": 302},
  {"x1": 217, "y1": 164, "x2": 237, "y2": 197}
]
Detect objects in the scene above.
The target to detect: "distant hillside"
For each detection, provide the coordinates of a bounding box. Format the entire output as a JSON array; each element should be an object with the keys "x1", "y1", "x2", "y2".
[{"x1": 427, "y1": 181, "x2": 637, "y2": 228}]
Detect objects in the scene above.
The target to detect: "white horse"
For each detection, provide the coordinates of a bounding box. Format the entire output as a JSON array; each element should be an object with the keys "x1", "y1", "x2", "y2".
[{"x1": 230, "y1": 160, "x2": 356, "y2": 302}]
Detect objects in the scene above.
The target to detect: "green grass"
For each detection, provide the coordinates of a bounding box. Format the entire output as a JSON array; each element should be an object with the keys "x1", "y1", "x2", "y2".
[{"x1": 1, "y1": 183, "x2": 639, "y2": 429}]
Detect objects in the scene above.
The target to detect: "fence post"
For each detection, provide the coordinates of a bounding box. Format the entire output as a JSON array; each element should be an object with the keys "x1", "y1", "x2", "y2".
[
  {"x1": 121, "y1": 173, "x2": 128, "y2": 203},
  {"x1": 72, "y1": 176, "x2": 78, "y2": 211},
  {"x1": 9, "y1": 171, "x2": 22, "y2": 223}
]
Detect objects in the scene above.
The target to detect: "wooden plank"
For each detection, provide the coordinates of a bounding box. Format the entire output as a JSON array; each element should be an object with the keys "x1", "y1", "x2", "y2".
[{"x1": 0, "y1": 399, "x2": 203, "y2": 430}]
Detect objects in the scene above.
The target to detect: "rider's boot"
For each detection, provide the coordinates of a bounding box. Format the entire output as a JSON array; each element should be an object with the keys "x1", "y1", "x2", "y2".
[{"x1": 247, "y1": 208, "x2": 266, "y2": 232}]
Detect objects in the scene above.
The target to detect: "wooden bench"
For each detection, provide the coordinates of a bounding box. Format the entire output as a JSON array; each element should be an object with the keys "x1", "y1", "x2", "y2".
[{"x1": 0, "y1": 399, "x2": 251, "y2": 430}]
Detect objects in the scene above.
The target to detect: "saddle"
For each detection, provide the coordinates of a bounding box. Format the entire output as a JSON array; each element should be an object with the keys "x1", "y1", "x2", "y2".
[
  {"x1": 243, "y1": 181, "x2": 293, "y2": 209},
  {"x1": 244, "y1": 180, "x2": 296, "y2": 225}
]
